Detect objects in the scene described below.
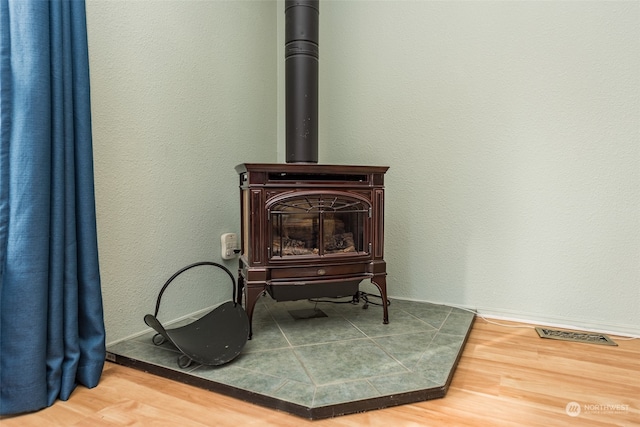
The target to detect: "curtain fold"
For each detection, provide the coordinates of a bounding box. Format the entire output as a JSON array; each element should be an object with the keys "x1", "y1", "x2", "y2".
[{"x1": 0, "y1": 0, "x2": 105, "y2": 415}]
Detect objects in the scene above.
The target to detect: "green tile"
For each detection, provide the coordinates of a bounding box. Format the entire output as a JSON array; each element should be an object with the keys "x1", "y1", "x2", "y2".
[
  {"x1": 397, "y1": 301, "x2": 453, "y2": 329},
  {"x1": 350, "y1": 307, "x2": 437, "y2": 338},
  {"x1": 414, "y1": 332, "x2": 466, "y2": 385},
  {"x1": 231, "y1": 348, "x2": 312, "y2": 384},
  {"x1": 313, "y1": 380, "x2": 380, "y2": 407},
  {"x1": 242, "y1": 320, "x2": 289, "y2": 353},
  {"x1": 369, "y1": 371, "x2": 440, "y2": 395},
  {"x1": 193, "y1": 364, "x2": 286, "y2": 395},
  {"x1": 108, "y1": 340, "x2": 190, "y2": 371},
  {"x1": 372, "y1": 330, "x2": 438, "y2": 369},
  {"x1": 252, "y1": 297, "x2": 277, "y2": 324},
  {"x1": 277, "y1": 316, "x2": 366, "y2": 346},
  {"x1": 272, "y1": 380, "x2": 316, "y2": 407},
  {"x1": 293, "y1": 339, "x2": 407, "y2": 385},
  {"x1": 439, "y1": 310, "x2": 475, "y2": 335}
]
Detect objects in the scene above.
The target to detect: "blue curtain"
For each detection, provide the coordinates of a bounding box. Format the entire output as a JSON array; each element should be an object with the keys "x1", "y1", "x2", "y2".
[{"x1": 0, "y1": 0, "x2": 105, "y2": 415}]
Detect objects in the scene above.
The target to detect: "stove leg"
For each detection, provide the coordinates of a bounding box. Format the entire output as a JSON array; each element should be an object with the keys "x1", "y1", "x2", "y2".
[
  {"x1": 243, "y1": 284, "x2": 265, "y2": 340},
  {"x1": 371, "y1": 275, "x2": 389, "y2": 324},
  {"x1": 236, "y1": 274, "x2": 244, "y2": 305}
]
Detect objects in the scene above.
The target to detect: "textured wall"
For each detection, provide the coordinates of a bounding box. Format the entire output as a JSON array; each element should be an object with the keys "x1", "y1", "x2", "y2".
[
  {"x1": 87, "y1": 1, "x2": 276, "y2": 344},
  {"x1": 319, "y1": 1, "x2": 639, "y2": 335},
  {"x1": 88, "y1": 0, "x2": 638, "y2": 343}
]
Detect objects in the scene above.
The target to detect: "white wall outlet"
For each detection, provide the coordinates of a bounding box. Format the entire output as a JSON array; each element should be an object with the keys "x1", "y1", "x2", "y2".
[{"x1": 221, "y1": 233, "x2": 238, "y2": 260}]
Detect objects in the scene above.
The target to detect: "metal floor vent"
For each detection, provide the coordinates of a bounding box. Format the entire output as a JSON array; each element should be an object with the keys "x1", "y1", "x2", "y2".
[{"x1": 535, "y1": 327, "x2": 617, "y2": 346}]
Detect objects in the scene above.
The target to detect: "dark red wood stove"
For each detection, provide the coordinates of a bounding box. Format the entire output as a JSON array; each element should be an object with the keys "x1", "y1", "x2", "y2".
[
  {"x1": 235, "y1": 163, "x2": 389, "y2": 337},
  {"x1": 236, "y1": 1, "x2": 389, "y2": 337}
]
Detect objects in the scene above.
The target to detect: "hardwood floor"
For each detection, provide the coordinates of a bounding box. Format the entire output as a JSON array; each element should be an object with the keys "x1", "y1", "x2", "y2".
[{"x1": 2, "y1": 319, "x2": 638, "y2": 426}]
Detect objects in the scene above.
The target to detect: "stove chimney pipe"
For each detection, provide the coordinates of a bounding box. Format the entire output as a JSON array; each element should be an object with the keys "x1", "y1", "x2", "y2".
[{"x1": 285, "y1": 0, "x2": 319, "y2": 163}]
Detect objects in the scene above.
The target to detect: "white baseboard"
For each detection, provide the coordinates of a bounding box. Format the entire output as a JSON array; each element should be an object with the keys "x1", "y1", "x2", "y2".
[
  {"x1": 390, "y1": 296, "x2": 640, "y2": 339},
  {"x1": 106, "y1": 306, "x2": 214, "y2": 347}
]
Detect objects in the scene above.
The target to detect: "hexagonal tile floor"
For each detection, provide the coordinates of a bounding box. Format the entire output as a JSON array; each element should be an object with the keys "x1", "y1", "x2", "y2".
[{"x1": 106, "y1": 296, "x2": 474, "y2": 420}]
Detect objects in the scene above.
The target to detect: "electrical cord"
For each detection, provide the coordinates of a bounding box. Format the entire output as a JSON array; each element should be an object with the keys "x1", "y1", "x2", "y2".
[{"x1": 309, "y1": 291, "x2": 390, "y2": 309}]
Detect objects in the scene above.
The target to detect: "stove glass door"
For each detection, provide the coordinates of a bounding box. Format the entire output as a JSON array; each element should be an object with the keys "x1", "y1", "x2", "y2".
[{"x1": 269, "y1": 193, "x2": 369, "y2": 258}]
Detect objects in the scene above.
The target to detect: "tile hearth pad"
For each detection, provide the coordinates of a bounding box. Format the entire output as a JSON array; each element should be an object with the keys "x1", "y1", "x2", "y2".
[{"x1": 106, "y1": 297, "x2": 474, "y2": 420}]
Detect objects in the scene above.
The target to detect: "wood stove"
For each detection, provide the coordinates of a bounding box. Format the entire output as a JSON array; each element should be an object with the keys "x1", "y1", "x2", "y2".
[
  {"x1": 235, "y1": 1, "x2": 389, "y2": 337},
  {"x1": 236, "y1": 163, "x2": 389, "y2": 337}
]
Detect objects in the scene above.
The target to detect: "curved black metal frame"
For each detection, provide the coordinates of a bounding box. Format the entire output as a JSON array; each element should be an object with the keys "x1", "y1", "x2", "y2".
[{"x1": 144, "y1": 262, "x2": 249, "y2": 368}]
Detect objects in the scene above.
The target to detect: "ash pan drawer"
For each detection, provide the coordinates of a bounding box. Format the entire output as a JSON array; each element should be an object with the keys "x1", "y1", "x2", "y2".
[{"x1": 270, "y1": 263, "x2": 368, "y2": 280}]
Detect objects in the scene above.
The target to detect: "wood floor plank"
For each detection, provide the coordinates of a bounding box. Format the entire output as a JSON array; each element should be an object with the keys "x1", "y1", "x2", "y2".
[{"x1": 1, "y1": 318, "x2": 638, "y2": 426}]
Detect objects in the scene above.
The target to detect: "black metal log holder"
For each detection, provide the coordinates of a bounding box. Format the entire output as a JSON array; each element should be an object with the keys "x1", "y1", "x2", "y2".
[{"x1": 144, "y1": 262, "x2": 249, "y2": 368}]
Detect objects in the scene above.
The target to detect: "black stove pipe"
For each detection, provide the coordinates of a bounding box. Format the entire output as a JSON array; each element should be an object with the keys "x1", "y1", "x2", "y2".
[{"x1": 285, "y1": 0, "x2": 319, "y2": 163}]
